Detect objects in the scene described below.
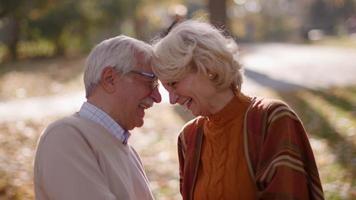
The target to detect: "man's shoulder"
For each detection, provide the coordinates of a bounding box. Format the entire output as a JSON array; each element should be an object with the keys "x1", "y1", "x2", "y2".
[
  {"x1": 45, "y1": 114, "x2": 82, "y2": 132},
  {"x1": 39, "y1": 113, "x2": 114, "y2": 148},
  {"x1": 40, "y1": 114, "x2": 90, "y2": 142}
]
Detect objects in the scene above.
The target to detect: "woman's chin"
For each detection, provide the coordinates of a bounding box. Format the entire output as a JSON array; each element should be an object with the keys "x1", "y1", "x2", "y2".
[
  {"x1": 190, "y1": 109, "x2": 208, "y2": 117},
  {"x1": 188, "y1": 108, "x2": 198, "y2": 116}
]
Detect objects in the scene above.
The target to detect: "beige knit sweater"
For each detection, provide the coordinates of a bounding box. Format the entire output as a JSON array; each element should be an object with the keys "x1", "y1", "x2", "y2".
[{"x1": 34, "y1": 113, "x2": 154, "y2": 200}]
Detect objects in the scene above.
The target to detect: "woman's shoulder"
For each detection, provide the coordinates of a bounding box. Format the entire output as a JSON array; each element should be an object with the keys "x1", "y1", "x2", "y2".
[
  {"x1": 247, "y1": 96, "x2": 298, "y2": 119},
  {"x1": 246, "y1": 97, "x2": 300, "y2": 134},
  {"x1": 178, "y1": 117, "x2": 205, "y2": 151},
  {"x1": 181, "y1": 116, "x2": 205, "y2": 131},
  {"x1": 250, "y1": 96, "x2": 289, "y2": 110},
  {"x1": 178, "y1": 116, "x2": 205, "y2": 139}
]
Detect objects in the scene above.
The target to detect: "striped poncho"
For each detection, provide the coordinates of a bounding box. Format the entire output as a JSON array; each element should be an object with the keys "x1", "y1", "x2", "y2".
[{"x1": 178, "y1": 97, "x2": 324, "y2": 200}]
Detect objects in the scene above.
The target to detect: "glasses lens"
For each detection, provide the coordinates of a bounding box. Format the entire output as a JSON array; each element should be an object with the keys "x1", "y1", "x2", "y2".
[{"x1": 129, "y1": 70, "x2": 159, "y2": 90}]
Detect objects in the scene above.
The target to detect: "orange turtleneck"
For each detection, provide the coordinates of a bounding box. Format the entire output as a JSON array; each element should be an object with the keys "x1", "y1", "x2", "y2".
[{"x1": 193, "y1": 93, "x2": 257, "y2": 200}]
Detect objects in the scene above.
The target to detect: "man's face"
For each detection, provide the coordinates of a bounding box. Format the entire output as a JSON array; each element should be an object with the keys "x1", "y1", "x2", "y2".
[{"x1": 112, "y1": 63, "x2": 161, "y2": 130}]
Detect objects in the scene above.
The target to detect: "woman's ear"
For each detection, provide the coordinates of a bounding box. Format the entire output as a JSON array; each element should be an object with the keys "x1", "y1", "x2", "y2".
[
  {"x1": 100, "y1": 67, "x2": 118, "y2": 93},
  {"x1": 207, "y1": 71, "x2": 217, "y2": 80},
  {"x1": 208, "y1": 73, "x2": 215, "y2": 80}
]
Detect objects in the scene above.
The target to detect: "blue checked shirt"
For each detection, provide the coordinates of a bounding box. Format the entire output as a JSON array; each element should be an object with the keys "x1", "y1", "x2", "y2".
[{"x1": 78, "y1": 102, "x2": 130, "y2": 145}]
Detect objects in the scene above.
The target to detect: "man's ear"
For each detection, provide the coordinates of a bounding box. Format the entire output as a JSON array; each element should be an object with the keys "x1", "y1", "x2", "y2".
[{"x1": 100, "y1": 67, "x2": 118, "y2": 93}]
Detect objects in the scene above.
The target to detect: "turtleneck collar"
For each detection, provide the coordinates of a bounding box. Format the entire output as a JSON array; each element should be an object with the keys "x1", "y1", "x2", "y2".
[{"x1": 206, "y1": 93, "x2": 251, "y2": 126}]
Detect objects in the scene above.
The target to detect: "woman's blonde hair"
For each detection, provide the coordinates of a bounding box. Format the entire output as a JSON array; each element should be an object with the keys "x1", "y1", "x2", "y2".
[{"x1": 152, "y1": 20, "x2": 243, "y2": 91}]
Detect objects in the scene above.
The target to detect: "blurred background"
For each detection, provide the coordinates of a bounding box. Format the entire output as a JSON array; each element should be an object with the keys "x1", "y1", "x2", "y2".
[{"x1": 0, "y1": 0, "x2": 355, "y2": 199}]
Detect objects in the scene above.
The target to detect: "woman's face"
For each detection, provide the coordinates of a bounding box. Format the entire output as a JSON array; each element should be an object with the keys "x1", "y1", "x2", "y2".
[{"x1": 162, "y1": 72, "x2": 218, "y2": 116}]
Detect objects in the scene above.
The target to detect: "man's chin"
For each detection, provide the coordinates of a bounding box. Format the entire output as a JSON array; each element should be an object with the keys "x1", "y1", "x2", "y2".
[
  {"x1": 126, "y1": 120, "x2": 143, "y2": 130},
  {"x1": 134, "y1": 119, "x2": 144, "y2": 128}
]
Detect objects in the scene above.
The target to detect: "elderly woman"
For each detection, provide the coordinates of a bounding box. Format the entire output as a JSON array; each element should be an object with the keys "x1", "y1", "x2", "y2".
[{"x1": 152, "y1": 20, "x2": 324, "y2": 200}]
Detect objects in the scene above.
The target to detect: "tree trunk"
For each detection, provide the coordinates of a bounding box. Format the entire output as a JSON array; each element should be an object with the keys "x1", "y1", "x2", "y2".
[
  {"x1": 5, "y1": 17, "x2": 20, "y2": 61},
  {"x1": 208, "y1": 0, "x2": 229, "y2": 31},
  {"x1": 54, "y1": 38, "x2": 65, "y2": 56},
  {"x1": 134, "y1": 16, "x2": 147, "y2": 41}
]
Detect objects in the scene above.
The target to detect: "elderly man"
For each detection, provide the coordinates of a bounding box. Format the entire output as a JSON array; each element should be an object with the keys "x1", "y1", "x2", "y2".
[{"x1": 34, "y1": 35, "x2": 161, "y2": 200}]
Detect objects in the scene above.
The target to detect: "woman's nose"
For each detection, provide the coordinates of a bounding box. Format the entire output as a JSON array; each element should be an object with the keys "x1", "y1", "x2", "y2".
[{"x1": 169, "y1": 92, "x2": 179, "y2": 104}]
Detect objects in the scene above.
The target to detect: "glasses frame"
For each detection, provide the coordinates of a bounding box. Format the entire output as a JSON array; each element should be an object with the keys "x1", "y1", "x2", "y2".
[
  {"x1": 128, "y1": 70, "x2": 159, "y2": 90},
  {"x1": 129, "y1": 70, "x2": 156, "y2": 79}
]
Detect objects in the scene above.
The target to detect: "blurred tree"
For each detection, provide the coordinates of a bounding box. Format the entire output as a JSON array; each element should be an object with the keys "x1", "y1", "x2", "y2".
[
  {"x1": 258, "y1": 0, "x2": 299, "y2": 41},
  {"x1": 0, "y1": 0, "x2": 138, "y2": 60},
  {"x1": 229, "y1": 0, "x2": 300, "y2": 42},
  {"x1": 29, "y1": 1, "x2": 81, "y2": 55},
  {"x1": 305, "y1": 0, "x2": 355, "y2": 35},
  {"x1": 0, "y1": 0, "x2": 49, "y2": 61},
  {"x1": 130, "y1": 0, "x2": 183, "y2": 41},
  {"x1": 29, "y1": 0, "x2": 133, "y2": 56},
  {"x1": 309, "y1": 0, "x2": 337, "y2": 34},
  {"x1": 0, "y1": 0, "x2": 39, "y2": 60},
  {"x1": 228, "y1": 0, "x2": 355, "y2": 41},
  {"x1": 208, "y1": 0, "x2": 228, "y2": 30}
]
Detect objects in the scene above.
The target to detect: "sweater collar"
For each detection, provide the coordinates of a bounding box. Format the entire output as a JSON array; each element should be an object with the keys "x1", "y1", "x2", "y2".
[{"x1": 206, "y1": 93, "x2": 251, "y2": 126}]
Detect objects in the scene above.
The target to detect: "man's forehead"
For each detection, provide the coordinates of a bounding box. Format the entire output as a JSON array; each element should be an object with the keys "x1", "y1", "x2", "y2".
[
  {"x1": 132, "y1": 52, "x2": 155, "y2": 74},
  {"x1": 134, "y1": 50, "x2": 153, "y2": 65},
  {"x1": 134, "y1": 61, "x2": 154, "y2": 72}
]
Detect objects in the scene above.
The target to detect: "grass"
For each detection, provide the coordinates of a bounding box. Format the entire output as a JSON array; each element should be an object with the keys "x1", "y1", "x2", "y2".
[
  {"x1": 311, "y1": 35, "x2": 356, "y2": 49},
  {"x1": 0, "y1": 40, "x2": 56, "y2": 64},
  {"x1": 0, "y1": 58, "x2": 355, "y2": 199},
  {"x1": 0, "y1": 119, "x2": 50, "y2": 199},
  {"x1": 0, "y1": 56, "x2": 85, "y2": 101}
]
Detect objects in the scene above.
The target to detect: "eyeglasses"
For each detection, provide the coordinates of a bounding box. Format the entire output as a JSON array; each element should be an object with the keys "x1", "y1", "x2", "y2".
[
  {"x1": 130, "y1": 70, "x2": 156, "y2": 79},
  {"x1": 129, "y1": 70, "x2": 159, "y2": 90}
]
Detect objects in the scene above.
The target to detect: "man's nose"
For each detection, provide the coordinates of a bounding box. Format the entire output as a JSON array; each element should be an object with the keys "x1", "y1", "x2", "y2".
[
  {"x1": 150, "y1": 87, "x2": 162, "y2": 103},
  {"x1": 169, "y1": 92, "x2": 179, "y2": 104}
]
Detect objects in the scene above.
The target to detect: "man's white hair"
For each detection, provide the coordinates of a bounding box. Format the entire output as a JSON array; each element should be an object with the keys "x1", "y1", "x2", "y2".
[
  {"x1": 153, "y1": 20, "x2": 243, "y2": 91},
  {"x1": 84, "y1": 35, "x2": 154, "y2": 97}
]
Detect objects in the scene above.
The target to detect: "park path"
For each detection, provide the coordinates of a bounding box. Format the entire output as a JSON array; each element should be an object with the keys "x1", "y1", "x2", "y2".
[
  {"x1": 240, "y1": 43, "x2": 356, "y2": 92},
  {"x1": 1, "y1": 43, "x2": 355, "y2": 122}
]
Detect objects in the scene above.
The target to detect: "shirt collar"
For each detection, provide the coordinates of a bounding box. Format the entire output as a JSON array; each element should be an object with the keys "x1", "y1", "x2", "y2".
[{"x1": 78, "y1": 102, "x2": 130, "y2": 145}]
